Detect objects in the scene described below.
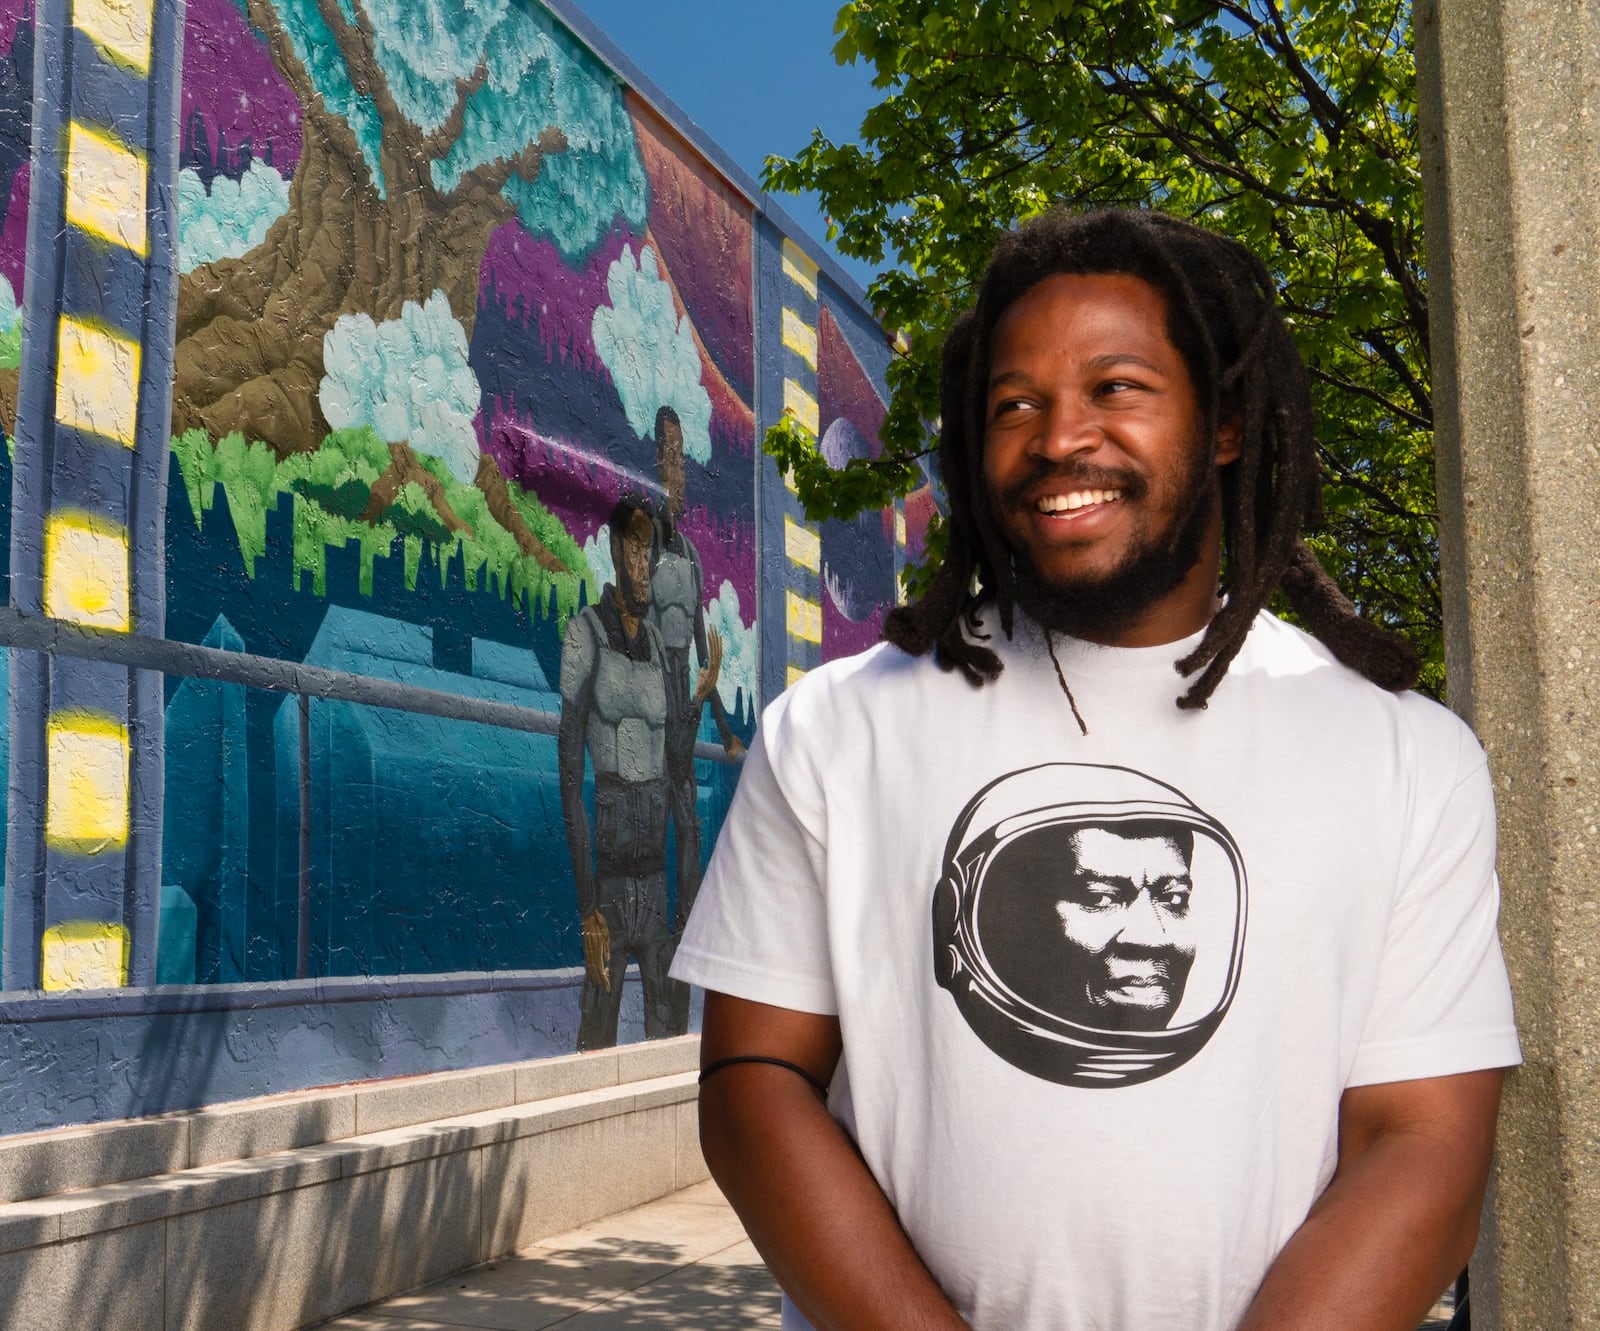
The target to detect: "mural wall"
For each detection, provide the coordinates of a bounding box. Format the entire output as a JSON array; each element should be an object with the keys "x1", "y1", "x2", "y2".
[{"x1": 0, "y1": 0, "x2": 902, "y2": 1133}]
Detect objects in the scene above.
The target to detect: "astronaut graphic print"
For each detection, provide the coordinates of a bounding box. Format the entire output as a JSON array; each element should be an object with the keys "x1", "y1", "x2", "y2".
[{"x1": 932, "y1": 763, "x2": 1249, "y2": 1088}]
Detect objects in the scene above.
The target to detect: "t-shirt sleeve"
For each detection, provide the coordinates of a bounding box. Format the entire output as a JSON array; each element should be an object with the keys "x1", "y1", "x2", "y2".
[
  {"x1": 670, "y1": 689, "x2": 837, "y2": 1015},
  {"x1": 1347, "y1": 716, "x2": 1522, "y2": 1087}
]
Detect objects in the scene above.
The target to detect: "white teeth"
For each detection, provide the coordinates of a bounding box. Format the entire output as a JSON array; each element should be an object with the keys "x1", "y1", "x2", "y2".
[{"x1": 1037, "y1": 489, "x2": 1122, "y2": 514}]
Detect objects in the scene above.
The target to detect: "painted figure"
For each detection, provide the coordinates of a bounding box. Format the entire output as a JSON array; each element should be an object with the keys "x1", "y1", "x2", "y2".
[
  {"x1": 559, "y1": 498, "x2": 719, "y2": 1050},
  {"x1": 646, "y1": 408, "x2": 743, "y2": 955}
]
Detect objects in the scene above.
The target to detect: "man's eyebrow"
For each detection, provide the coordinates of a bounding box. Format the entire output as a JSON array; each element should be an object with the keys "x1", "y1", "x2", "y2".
[
  {"x1": 1064, "y1": 872, "x2": 1139, "y2": 892},
  {"x1": 1084, "y1": 352, "x2": 1165, "y2": 375},
  {"x1": 987, "y1": 368, "x2": 1032, "y2": 392}
]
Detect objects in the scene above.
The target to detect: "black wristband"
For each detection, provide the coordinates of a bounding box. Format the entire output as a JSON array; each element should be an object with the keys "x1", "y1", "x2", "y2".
[{"x1": 698, "y1": 1054, "x2": 829, "y2": 1098}]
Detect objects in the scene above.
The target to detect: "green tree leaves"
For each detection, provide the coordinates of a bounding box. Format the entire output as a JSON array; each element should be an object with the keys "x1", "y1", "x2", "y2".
[{"x1": 766, "y1": 0, "x2": 1441, "y2": 694}]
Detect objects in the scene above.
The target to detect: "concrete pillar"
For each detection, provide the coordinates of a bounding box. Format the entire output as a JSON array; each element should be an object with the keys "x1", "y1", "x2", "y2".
[{"x1": 1417, "y1": 1, "x2": 1600, "y2": 1326}]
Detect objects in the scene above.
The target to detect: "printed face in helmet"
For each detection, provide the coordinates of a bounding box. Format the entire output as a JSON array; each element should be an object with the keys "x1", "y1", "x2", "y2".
[
  {"x1": 981, "y1": 821, "x2": 1197, "y2": 1032},
  {"x1": 933, "y1": 763, "x2": 1247, "y2": 1088}
]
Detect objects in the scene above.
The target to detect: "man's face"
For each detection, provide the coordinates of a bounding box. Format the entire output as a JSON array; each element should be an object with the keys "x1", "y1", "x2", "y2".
[
  {"x1": 1054, "y1": 825, "x2": 1197, "y2": 1030},
  {"x1": 615, "y1": 513, "x2": 653, "y2": 617},
  {"x1": 658, "y1": 419, "x2": 686, "y2": 523},
  {"x1": 980, "y1": 272, "x2": 1239, "y2": 645}
]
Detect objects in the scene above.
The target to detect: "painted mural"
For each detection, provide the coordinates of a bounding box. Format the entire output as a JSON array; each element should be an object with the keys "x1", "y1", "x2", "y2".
[{"x1": 0, "y1": 0, "x2": 904, "y2": 1126}]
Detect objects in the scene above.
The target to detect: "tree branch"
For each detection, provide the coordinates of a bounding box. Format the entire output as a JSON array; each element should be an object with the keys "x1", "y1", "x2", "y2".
[
  {"x1": 316, "y1": 0, "x2": 432, "y2": 194},
  {"x1": 454, "y1": 126, "x2": 568, "y2": 201},
  {"x1": 420, "y1": 60, "x2": 493, "y2": 162},
  {"x1": 1261, "y1": 0, "x2": 1349, "y2": 146},
  {"x1": 1306, "y1": 363, "x2": 1431, "y2": 430},
  {"x1": 1317, "y1": 443, "x2": 1436, "y2": 523},
  {"x1": 1359, "y1": 328, "x2": 1432, "y2": 420},
  {"x1": 245, "y1": 0, "x2": 368, "y2": 182}
]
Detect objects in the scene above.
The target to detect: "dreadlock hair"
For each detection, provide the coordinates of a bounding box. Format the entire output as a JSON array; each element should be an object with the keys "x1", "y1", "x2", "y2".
[{"x1": 883, "y1": 207, "x2": 1420, "y2": 709}]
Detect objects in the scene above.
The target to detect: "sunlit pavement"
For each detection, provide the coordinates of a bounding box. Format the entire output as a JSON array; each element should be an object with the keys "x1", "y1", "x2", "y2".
[
  {"x1": 321, "y1": 1181, "x2": 779, "y2": 1330},
  {"x1": 320, "y1": 1178, "x2": 1458, "y2": 1331}
]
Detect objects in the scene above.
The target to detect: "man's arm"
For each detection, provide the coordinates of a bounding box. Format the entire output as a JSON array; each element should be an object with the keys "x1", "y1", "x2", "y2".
[
  {"x1": 699, "y1": 992, "x2": 968, "y2": 1331},
  {"x1": 687, "y1": 539, "x2": 741, "y2": 754},
  {"x1": 1237, "y1": 1068, "x2": 1505, "y2": 1331},
  {"x1": 556, "y1": 613, "x2": 606, "y2": 987}
]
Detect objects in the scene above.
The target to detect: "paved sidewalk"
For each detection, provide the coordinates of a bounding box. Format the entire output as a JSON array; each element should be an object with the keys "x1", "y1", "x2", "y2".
[{"x1": 323, "y1": 1181, "x2": 780, "y2": 1330}]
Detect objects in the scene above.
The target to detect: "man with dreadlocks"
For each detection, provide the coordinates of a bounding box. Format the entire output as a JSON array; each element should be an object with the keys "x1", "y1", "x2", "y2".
[{"x1": 671, "y1": 208, "x2": 1520, "y2": 1330}]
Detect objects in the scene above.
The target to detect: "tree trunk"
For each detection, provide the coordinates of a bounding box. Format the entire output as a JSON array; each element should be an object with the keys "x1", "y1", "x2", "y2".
[{"x1": 172, "y1": 109, "x2": 513, "y2": 460}]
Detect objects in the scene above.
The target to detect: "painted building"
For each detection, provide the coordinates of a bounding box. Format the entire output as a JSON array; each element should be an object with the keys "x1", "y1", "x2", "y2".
[{"x1": 0, "y1": 0, "x2": 933, "y2": 1136}]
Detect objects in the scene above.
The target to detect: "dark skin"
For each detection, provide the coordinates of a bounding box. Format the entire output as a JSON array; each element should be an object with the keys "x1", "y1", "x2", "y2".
[{"x1": 700, "y1": 273, "x2": 1506, "y2": 1329}]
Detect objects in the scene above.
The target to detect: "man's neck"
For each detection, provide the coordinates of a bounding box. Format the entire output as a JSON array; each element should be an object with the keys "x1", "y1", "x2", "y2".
[{"x1": 612, "y1": 584, "x2": 642, "y2": 640}]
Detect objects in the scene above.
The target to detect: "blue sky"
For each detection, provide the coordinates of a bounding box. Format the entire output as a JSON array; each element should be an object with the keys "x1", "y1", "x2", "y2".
[{"x1": 562, "y1": 0, "x2": 884, "y2": 292}]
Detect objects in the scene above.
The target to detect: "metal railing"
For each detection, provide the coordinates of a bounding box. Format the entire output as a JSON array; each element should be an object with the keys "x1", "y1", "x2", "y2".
[{"x1": 0, "y1": 606, "x2": 743, "y2": 982}]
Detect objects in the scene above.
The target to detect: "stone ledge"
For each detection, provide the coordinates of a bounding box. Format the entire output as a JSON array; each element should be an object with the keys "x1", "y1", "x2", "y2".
[
  {"x1": 0, "y1": 1034, "x2": 700, "y2": 1206},
  {"x1": 0, "y1": 1070, "x2": 697, "y2": 1254}
]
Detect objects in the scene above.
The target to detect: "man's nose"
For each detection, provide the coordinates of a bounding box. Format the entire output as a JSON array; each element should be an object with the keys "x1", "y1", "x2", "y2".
[
  {"x1": 1029, "y1": 395, "x2": 1103, "y2": 462},
  {"x1": 1113, "y1": 889, "x2": 1169, "y2": 947}
]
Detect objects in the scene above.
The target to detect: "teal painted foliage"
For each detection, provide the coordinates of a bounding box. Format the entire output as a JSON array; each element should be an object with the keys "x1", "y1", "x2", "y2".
[{"x1": 235, "y1": 0, "x2": 647, "y2": 261}]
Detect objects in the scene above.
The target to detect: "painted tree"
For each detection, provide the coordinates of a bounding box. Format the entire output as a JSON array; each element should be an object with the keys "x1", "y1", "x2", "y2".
[
  {"x1": 766, "y1": 0, "x2": 1442, "y2": 692},
  {"x1": 173, "y1": 0, "x2": 649, "y2": 563}
]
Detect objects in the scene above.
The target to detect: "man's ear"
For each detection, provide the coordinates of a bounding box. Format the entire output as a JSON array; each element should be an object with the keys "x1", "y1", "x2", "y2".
[{"x1": 1215, "y1": 416, "x2": 1243, "y2": 466}]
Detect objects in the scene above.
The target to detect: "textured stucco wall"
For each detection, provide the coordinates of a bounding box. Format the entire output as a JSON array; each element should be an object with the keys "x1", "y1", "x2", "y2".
[{"x1": 1418, "y1": 0, "x2": 1600, "y2": 1325}]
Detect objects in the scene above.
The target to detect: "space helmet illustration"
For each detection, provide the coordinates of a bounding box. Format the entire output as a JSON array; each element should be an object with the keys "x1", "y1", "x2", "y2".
[{"x1": 932, "y1": 762, "x2": 1248, "y2": 1088}]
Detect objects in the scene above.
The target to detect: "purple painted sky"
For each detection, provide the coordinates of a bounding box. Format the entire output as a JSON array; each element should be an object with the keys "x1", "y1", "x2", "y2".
[{"x1": 182, "y1": 0, "x2": 303, "y2": 176}]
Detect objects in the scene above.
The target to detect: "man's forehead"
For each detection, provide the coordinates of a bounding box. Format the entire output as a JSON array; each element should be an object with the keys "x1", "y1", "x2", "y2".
[{"x1": 1070, "y1": 824, "x2": 1190, "y2": 865}]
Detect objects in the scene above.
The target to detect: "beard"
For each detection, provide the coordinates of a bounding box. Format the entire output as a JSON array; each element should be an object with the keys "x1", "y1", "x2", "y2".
[{"x1": 999, "y1": 443, "x2": 1218, "y2": 641}]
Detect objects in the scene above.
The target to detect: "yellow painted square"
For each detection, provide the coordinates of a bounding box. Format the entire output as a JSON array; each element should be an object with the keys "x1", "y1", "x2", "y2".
[
  {"x1": 783, "y1": 467, "x2": 799, "y2": 494},
  {"x1": 56, "y1": 316, "x2": 141, "y2": 447},
  {"x1": 784, "y1": 516, "x2": 820, "y2": 572},
  {"x1": 895, "y1": 508, "x2": 908, "y2": 547},
  {"x1": 786, "y1": 590, "x2": 822, "y2": 645},
  {"x1": 46, "y1": 711, "x2": 130, "y2": 853},
  {"x1": 785, "y1": 665, "x2": 807, "y2": 690},
  {"x1": 781, "y1": 238, "x2": 819, "y2": 300},
  {"x1": 65, "y1": 122, "x2": 148, "y2": 255},
  {"x1": 45, "y1": 512, "x2": 130, "y2": 631},
  {"x1": 42, "y1": 921, "x2": 129, "y2": 991},
  {"x1": 782, "y1": 308, "x2": 817, "y2": 369},
  {"x1": 783, "y1": 379, "x2": 819, "y2": 436},
  {"x1": 73, "y1": 0, "x2": 153, "y2": 74}
]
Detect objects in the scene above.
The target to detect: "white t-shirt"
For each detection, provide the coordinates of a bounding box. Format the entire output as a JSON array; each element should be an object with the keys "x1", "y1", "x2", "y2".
[{"x1": 672, "y1": 609, "x2": 1521, "y2": 1331}]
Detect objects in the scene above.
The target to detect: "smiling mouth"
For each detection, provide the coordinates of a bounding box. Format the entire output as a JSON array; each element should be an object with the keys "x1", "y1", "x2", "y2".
[{"x1": 1035, "y1": 489, "x2": 1123, "y2": 517}]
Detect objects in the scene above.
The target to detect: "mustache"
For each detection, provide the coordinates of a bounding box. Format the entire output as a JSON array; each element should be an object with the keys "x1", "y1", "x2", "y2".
[
  {"x1": 1097, "y1": 942, "x2": 1194, "y2": 971},
  {"x1": 996, "y1": 460, "x2": 1146, "y2": 508}
]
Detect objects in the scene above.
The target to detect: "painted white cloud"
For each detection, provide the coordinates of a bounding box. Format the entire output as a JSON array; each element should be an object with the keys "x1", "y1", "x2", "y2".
[
  {"x1": 0, "y1": 272, "x2": 19, "y2": 334},
  {"x1": 704, "y1": 579, "x2": 757, "y2": 716},
  {"x1": 320, "y1": 291, "x2": 483, "y2": 484},
  {"x1": 177, "y1": 162, "x2": 290, "y2": 273},
  {"x1": 583, "y1": 523, "x2": 614, "y2": 602},
  {"x1": 590, "y1": 245, "x2": 713, "y2": 465}
]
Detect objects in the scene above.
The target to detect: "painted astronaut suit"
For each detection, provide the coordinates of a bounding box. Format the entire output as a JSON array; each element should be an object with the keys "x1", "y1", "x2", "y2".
[{"x1": 558, "y1": 589, "x2": 679, "y2": 1050}]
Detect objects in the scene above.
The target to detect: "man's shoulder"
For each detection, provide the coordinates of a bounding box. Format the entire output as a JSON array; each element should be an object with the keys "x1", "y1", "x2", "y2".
[
  {"x1": 1241, "y1": 612, "x2": 1482, "y2": 770},
  {"x1": 562, "y1": 603, "x2": 603, "y2": 652},
  {"x1": 753, "y1": 641, "x2": 942, "y2": 754},
  {"x1": 769, "y1": 640, "x2": 934, "y2": 714}
]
